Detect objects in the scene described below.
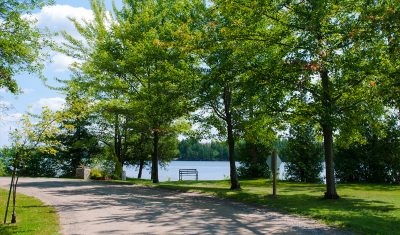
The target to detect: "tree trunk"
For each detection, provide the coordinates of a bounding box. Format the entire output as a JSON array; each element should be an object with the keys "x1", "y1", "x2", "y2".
[
  {"x1": 4, "y1": 168, "x2": 15, "y2": 224},
  {"x1": 223, "y1": 85, "x2": 240, "y2": 190},
  {"x1": 11, "y1": 175, "x2": 19, "y2": 224},
  {"x1": 138, "y1": 159, "x2": 144, "y2": 179},
  {"x1": 271, "y1": 149, "x2": 277, "y2": 197},
  {"x1": 151, "y1": 130, "x2": 159, "y2": 183},
  {"x1": 321, "y1": 69, "x2": 339, "y2": 199},
  {"x1": 322, "y1": 124, "x2": 339, "y2": 199},
  {"x1": 114, "y1": 114, "x2": 123, "y2": 178}
]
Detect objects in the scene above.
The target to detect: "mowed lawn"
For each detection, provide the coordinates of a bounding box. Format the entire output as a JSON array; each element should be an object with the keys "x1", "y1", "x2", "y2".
[
  {"x1": 0, "y1": 188, "x2": 59, "y2": 235},
  {"x1": 128, "y1": 179, "x2": 400, "y2": 234}
]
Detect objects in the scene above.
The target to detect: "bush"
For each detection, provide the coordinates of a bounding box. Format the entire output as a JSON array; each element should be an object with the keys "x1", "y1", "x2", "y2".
[
  {"x1": 281, "y1": 124, "x2": 323, "y2": 183},
  {"x1": 90, "y1": 168, "x2": 103, "y2": 180},
  {"x1": 335, "y1": 117, "x2": 400, "y2": 183},
  {"x1": 237, "y1": 142, "x2": 271, "y2": 179}
]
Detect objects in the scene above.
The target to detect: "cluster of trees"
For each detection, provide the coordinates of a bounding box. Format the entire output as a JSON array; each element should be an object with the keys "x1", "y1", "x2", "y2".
[
  {"x1": 1, "y1": 0, "x2": 400, "y2": 201},
  {"x1": 178, "y1": 139, "x2": 229, "y2": 161}
]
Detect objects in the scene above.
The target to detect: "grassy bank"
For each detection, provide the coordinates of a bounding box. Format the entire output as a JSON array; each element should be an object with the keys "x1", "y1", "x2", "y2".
[
  {"x1": 126, "y1": 178, "x2": 400, "y2": 234},
  {"x1": 0, "y1": 188, "x2": 59, "y2": 235}
]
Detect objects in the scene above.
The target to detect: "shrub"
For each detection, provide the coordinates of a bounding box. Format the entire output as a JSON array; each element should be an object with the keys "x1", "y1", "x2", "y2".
[
  {"x1": 237, "y1": 142, "x2": 271, "y2": 179},
  {"x1": 281, "y1": 124, "x2": 323, "y2": 183},
  {"x1": 90, "y1": 168, "x2": 103, "y2": 180}
]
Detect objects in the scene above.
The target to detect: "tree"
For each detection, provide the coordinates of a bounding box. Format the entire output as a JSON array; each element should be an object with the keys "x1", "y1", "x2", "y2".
[
  {"x1": 4, "y1": 107, "x2": 63, "y2": 224},
  {"x1": 55, "y1": 90, "x2": 102, "y2": 177},
  {"x1": 60, "y1": 0, "x2": 202, "y2": 182},
  {"x1": 0, "y1": 0, "x2": 52, "y2": 93},
  {"x1": 282, "y1": 123, "x2": 323, "y2": 183},
  {"x1": 236, "y1": 141, "x2": 271, "y2": 179},
  {"x1": 215, "y1": 0, "x2": 384, "y2": 199},
  {"x1": 335, "y1": 114, "x2": 400, "y2": 183}
]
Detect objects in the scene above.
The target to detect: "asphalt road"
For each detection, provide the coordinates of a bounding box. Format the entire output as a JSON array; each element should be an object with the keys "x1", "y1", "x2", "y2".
[{"x1": 0, "y1": 177, "x2": 349, "y2": 235}]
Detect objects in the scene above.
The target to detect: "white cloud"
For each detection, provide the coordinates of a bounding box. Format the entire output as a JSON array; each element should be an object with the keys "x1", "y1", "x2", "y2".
[
  {"x1": 50, "y1": 53, "x2": 78, "y2": 72},
  {"x1": 21, "y1": 87, "x2": 35, "y2": 95},
  {"x1": 33, "y1": 97, "x2": 66, "y2": 112},
  {"x1": 25, "y1": 5, "x2": 95, "y2": 72},
  {"x1": 29, "y1": 4, "x2": 94, "y2": 40},
  {"x1": 0, "y1": 112, "x2": 23, "y2": 147}
]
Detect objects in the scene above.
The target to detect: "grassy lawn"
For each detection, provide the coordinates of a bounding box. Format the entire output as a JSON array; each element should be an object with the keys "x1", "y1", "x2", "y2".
[
  {"x1": 0, "y1": 188, "x2": 60, "y2": 235},
  {"x1": 126, "y1": 178, "x2": 400, "y2": 234}
]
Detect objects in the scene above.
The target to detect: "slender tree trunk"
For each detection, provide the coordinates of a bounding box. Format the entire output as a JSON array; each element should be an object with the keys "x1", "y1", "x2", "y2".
[
  {"x1": 11, "y1": 175, "x2": 19, "y2": 224},
  {"x1": 4, "y1": 168, "x2": 15, "y2": 224},
  {"x1": 223, "y1": 85, "x2": 240, "y2": 190},
  {"x1": 151, "y1": 130, "x2": 159, "y2": 183},
  {"x1": 321, "y1": 69, "x2": 339, "y2": 199},
  {"x1": 271, "y1": 149, "x2": 277, "y2": 197},
  {"x1": 113, "y1": 114, "x2": 123, "y2": 178},
  {"x1": 138, "y1": 159, "x2": 144, "y2": 179}
]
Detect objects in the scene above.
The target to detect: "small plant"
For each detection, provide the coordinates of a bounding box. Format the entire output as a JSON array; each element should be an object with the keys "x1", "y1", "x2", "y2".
[{"x1": 90, "y1": 168, "x2": 103, "y2": 180}]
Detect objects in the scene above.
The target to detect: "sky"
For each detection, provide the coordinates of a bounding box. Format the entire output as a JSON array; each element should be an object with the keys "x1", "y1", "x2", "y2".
[{"x1": 0, "y1": 0, "x2": 123, "y2": 146}]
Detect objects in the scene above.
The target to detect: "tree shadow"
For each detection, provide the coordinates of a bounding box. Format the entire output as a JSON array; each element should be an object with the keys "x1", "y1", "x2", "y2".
[{"x1": 16, "y1": 179, "x2": 348, "y2": 234}]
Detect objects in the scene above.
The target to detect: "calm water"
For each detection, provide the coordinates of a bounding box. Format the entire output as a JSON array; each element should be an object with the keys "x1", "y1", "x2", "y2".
[
  {"x1": 124, "y1": 161, "x2": 232, "y2": 181},
  {"x1": 124, "y1": 161, "x2": 290, "y2": 182}
]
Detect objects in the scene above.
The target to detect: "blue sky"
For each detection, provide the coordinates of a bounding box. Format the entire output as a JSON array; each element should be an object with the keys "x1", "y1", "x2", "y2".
[{"x1": 0, "y1": 0, "x2": 122, "y2": 146}]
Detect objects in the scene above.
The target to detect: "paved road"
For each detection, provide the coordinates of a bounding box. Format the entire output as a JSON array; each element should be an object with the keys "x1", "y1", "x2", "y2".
[{"x1": 0, "y1": 177, "x2": 348, "y2": 235}]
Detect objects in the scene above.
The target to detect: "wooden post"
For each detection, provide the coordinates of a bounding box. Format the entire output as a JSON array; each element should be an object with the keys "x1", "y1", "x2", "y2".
[{"x1": 272, "y1": 149, "x2": 277, "y2": 197}]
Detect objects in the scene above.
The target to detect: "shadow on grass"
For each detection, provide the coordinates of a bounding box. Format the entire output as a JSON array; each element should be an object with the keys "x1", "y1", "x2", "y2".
[
  {"x1": 158, "y1": 184, "x2": 400, "y2": 234},
  {"x1": 0, "y1": 224, "x2": 17, "y2": 235}
]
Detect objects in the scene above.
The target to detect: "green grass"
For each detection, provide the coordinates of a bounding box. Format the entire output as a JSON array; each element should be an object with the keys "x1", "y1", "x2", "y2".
[
  {"x1": 125, "y1": 178, "x2": 400, "y2": 234},
  {"x1": 0, "y1": 188, "x2": 60, "y2": 235}
]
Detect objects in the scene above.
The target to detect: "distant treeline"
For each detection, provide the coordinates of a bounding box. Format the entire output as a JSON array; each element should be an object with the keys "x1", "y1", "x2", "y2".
[{"x1": 177, "y1": 139, "x2": 229, "y2": 161}]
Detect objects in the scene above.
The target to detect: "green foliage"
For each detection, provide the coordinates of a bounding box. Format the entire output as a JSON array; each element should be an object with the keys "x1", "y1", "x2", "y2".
[
  {"x1": 281, "y1": 124, "x2": 323, "y2": 183},
  {"x1": 90, "y1": 168, "x2": 103, "y2": 180},
  {"x1": 0, "y1": 0, "x2": 52, "y2": 93},
  {"x1": 178, "y1": 139, "x2": 228, "y2": 161},
  {"x1": 335, "y1": 115, "x2": 400, "y2": 183},
  {"x1": 237, "y1": 142, "x2": 271, "y2": 179}
]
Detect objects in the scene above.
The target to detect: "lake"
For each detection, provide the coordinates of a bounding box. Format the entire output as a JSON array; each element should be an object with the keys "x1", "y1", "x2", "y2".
[{"x1": 124, "y1": 161, "x2": 290, "y2": 182}]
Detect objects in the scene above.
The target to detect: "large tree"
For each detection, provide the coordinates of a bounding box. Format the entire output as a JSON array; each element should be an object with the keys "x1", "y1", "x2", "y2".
[{"x1": 60, "y1": 0, "x2": 202, "y2": 182}]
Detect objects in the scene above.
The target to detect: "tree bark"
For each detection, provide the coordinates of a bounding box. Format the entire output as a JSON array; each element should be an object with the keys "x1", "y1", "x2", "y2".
[
  {"x1": 138, "y1": 159, "x2": 144, "y2": 179},
  {"x1": 321, "y1": 69, "x2": 339, "y2": 199},
  {"x1": 4, "y1": 168, "x2": 15, "y2": 224},
  {"x1": 322, "y1": 124, "x2": 339, "y2": 199},
  {"x1": 151, "y1": 130, "x2": 159, "y2": 183},
  {"x1": 272, "y1": 149, "x2": 277, "y2": 197},
  {"x1": 223, "y1": 85, "x2": 240, "y2": 190}
]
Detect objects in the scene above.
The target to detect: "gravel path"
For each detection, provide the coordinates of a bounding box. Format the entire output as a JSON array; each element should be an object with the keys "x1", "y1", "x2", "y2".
[{"x1": 0, "y1": 177, "x2": 348, "y2": 235}]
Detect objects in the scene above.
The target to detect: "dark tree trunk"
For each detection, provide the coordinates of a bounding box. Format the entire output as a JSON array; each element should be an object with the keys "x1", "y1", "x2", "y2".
[
  {"x1": 114, "y1": 114, "x2": 123, "y2": 178},
  {"x1": 322, "y1": 124, "x2": 339, "y2": 199},
  {"x1": 320, "y1": 69, "x2": 339, "y2": 199},
  {"x1": 271, "y1": 149, "x2": 277, "y2": 197},
  {"x1": 4, "y1": 167, "x2": 15, "y2": 224},
  {"x1": 138, "y1": 159, "x2": 144, "y2": 179},
  {"x1": 151, "y1": 130, "x2": 159, "y2": 183},
  {"x1": 223, "y1": 85, "x2": 240, "y2": 190}
]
